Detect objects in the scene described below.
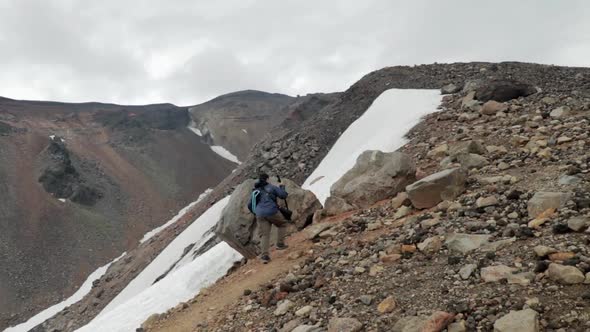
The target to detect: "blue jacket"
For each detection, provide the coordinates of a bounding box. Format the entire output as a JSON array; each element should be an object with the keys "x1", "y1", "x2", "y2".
[{"x1": 249, "y1": 181, "x2": 288, "y2": 217}]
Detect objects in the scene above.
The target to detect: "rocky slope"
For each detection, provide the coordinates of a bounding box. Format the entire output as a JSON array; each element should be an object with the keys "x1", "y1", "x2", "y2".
[
  {"x1": 0, "y1": 92, "x2": 296, "y2": 330},
  {"x1": 31, "y1": 62, "x2": 590, "y2": 332},
  {"x1": 145, "y1": 62, "x2": 590, "y2": 331},
  {"x1": 188, "y1": 90, "x2": 339, "y2": 161},
  {"x1": 188, "y1": 90, "x2": 294, "y2": 160}
]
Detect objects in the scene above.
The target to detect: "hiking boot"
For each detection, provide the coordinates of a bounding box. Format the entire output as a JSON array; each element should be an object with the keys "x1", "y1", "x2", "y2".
[
  {"x1": 260, "y1": 254, "x2": 271, "y2": 264},
  {"x1": 276, "y1": 243, "x2": 288, "y2": 250}
]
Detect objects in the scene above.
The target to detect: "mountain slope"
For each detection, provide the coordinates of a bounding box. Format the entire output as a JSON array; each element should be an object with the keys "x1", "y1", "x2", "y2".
[
  {"x1": 0, "y1": 91, "x2": 294, "y2": 330},
  {"x1": 147, "y1": 64, "x2": 590, "y2": 332},
  {"x1": 188, "y1": 90, "x2": 295, "y2": 160},
  {"x1": 28, "y1": 62, "x2": 590, "y2": 332}
]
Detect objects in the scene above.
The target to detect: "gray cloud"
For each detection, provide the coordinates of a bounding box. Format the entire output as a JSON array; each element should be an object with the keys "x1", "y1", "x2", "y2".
[{"x1": 0, "y1": 0, "x2": 589, "y2": 105}]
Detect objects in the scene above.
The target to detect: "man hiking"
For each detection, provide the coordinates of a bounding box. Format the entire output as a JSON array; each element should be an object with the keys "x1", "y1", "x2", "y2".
[{"x1": 248, "y1": 173, "x2": 289, "y2": 264}]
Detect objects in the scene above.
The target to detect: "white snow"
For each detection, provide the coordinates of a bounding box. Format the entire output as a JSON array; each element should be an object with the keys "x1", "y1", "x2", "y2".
[
  {"x1": 211, "y1": 145, "x2": 241, "y2": 164},
  {"x1": 188, "y1": 126, "x2": 202, "y2": 136},
  {"x1": 139, "y1": 188, "x2": 213, "y2": 244},
  {"x1": 303, "y1": 89, "x2": 442, "y2": 204},
  {"x1": 241, "y1": 129, "x2": 248, "y2": 134},
  {"x1": 58, "y1": 198, "x2": 66, "y2": 203},
  {"x1": 49, "y1": 135, "x2": 55, "y2": 140},
  {"x1": 76, "y1": 242, "x2": 240, "y2": 332},
  {"x1": 4, "y1": 252, "x2": 126, "y2": 332},
  {"x1": 97, "y1": 196, "x2": 239, "y2": 319}
]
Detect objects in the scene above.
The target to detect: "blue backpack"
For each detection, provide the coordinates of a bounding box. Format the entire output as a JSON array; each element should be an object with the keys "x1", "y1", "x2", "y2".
[{"x1": 247, "y1": 185, "x2": 275, "y2": 214}]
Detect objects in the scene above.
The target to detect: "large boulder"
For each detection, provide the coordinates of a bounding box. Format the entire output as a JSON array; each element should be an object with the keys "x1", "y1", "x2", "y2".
[
  {"x1": 475, "y1": 79, "x2": 537, "y2": 102},
  {"x1": 329, "y1": 150, "x2": 416, "y2": 209},
  {"x1": 215, "y1": 178, "x2": 321, "y2": 258},
  {"x1": 406, "y1": 167, "x2": 467, "y2": 209}
]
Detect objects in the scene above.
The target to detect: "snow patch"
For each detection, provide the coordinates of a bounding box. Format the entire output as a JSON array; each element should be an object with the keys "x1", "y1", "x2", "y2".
[
  {"x1": 211, "y1": 145, "x2": 241, "y2": 164},
  {"x1": 139, "y1": 188, "x2": 213, "y2": 244},
  {"x1": 4, "y1": 252, "x2": 126, "y2": 332},
  {"x1": 77, "y1": 242, "x2": 239, "y2": 332},
  {"x1": 241, "y1": 129, "x2": 248, "y2": 134},
  {"x1": 98, "y1": 196, "x2": 237, "y2": 317},
  {"x1": 188, "y1": 126, "x2": 202, "y2": 136},
  {"x1": 58, "y1": 198, "x2": 66, "y2": 203},
  {"x1": 187, "y1": 121, "x2": 203, "y2": 136},
  {"x1": 303, "y1": 89, "x2": 442, "y2": 204},
  {"x1": 49, "y1": 135, "x2": 55, "y2": 140}
]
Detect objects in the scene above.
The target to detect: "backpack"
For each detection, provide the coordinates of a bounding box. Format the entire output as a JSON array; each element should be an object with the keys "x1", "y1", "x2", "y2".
[{"x1": 247, "y1": 185, "x2": 276, "y2": 214}]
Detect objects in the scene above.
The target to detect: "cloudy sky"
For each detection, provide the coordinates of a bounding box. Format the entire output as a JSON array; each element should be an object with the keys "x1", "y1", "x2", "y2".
[{"x1": 0, "y1": 0, "x2": 589, "y2": 105}]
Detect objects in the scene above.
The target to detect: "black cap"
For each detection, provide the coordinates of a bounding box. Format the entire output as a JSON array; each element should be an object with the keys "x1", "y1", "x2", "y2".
[{"x1": 258, "y1": 173, "x2": 269, "y2": 181}]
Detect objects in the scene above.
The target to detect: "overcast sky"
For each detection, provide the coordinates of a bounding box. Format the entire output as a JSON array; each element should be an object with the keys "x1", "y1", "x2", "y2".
[{"x1": 0, "y1": 0, "x2": 589, "y2": 105}]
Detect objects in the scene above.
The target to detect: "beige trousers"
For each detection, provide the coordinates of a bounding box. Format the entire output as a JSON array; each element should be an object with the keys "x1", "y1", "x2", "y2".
[{"x1": 257, "y1": 211, "x2": 287, "y2": 256}]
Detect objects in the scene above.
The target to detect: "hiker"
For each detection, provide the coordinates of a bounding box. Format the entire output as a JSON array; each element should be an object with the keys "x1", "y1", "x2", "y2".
[{"x1": 248, "y1": 173, "x2": 289, "y2": 263}]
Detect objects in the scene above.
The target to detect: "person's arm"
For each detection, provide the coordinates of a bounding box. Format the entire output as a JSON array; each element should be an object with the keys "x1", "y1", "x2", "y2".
[{"x1": 273, "y1": 184, "x2": 288, "y2": 199}]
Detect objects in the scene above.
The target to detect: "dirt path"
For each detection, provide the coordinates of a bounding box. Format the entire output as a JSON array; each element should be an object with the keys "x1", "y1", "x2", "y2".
[
  {"x1": 149, "y1": 229, "x2": 316, "y2": 332},
  {"x1": 148, "y1": 209, "x2": 386, "y2": 332}
]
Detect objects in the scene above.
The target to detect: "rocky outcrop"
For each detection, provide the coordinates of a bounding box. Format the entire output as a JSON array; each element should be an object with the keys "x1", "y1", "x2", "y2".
[
  {"x1": 216, "y1": 178, "x2": 321, "y2": 258},
  {"x1": 474, "y1": 79, "x2": 537, "y2": 102},
  {"x1": 38, "y1": 139, "x2": 102, "y2": 205},
  {"x1": 0, "y1": 121, "x2": 14, "y2": 135},
  {"x1": 406, "y1": 167, "x2": 467, "y2": 209},
  {"x1": 329, "y1": 151, "x2": 415, "y2": 210}
]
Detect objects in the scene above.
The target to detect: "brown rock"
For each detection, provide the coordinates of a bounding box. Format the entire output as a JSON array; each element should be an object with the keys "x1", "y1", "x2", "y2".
[{"x1": 377, "y1": 296, "x2": 397, "y2": 314}]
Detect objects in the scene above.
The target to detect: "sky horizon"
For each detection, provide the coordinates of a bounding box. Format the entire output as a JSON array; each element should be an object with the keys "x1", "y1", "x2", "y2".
[{"x1": 1, "y1": 0, "x2": 589, "y2": 106}]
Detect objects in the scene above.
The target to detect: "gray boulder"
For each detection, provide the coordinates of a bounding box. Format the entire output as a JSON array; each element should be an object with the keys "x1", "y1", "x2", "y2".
[
  {"x1": 547, "y1": 263, "x2": 585, "y2": 284},
  {"x1": 449, "y1": 140, "x2": 487, "y2": 156},
  {"x1": 493, "y1": 309, "x2": 539, "y2": 332},
  {"x1": 323, "y1": 196, "x2": 355, "y2": 216},
  {"x1": 215, "y1": 178, "x2": 321, "y2": 258},
  {"x1": 330, "y1": 150, "x2": 416, "y2": 209},
  {"x1": 327, "y1": 317, "x2": 363, "y2": 332},
  {"x1": 441, "y1": 83, "x2": 460, "y2": 95},
  {"x1": 527, "y1": 192, "x2": 571, "y2": 218},
  {"x1": 445, "y1": 233, "x2": 491, "y2": 254},
  {"x1": 406, "y1": 167, "x2": 467, "y2": 209}
]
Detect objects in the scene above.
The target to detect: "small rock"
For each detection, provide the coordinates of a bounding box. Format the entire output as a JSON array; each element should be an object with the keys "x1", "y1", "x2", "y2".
[
  {"x1": 493, "y1": 309, "x2": 539, "y2": 332},
  {"x1": 445, "y1": 233, "x2": 491, "y2": 254},
  {"x1": 547, "y1": 263, "x2": 585, "y2": 284},
  {"x1": 441, "y1": 83, "x2": 460, "y2": 95},
  {"x1": 394, "y1": 205, "x2": 412, "y2": 219},
  {"x1": 274, "y1": 300, "x2": 295, "y2": 316},
  {"x1": 549, "y1": 106, "x2": 571, "y2": 119},
  {"x1": 417, "y1": 236, "x2": 442, "y2": 254},
  {"x1": 476, "y1": 196, "x2": 499, "y2": 208},
  {"x1": 391, "y1": 192, "x2": 410, "y2": 209},
  {"x1": 558, "y1": 175, "x2": 581, "y2": 185},
  {"x1": 533, "y1": 245, "x2": 557, "y2": 257},
  {"x1": 448, "y1": 320, "x2": 467, "y2": 332},
  {"x1": 481, "y1": 265, "x2": 516, "y2": 282},
  {"x1": 567, "y1": 216, "x2": 589, "y2": 232},
  {"x1": 359, "y1": 295, "x2": 374, "y2": 305},
  {"x1": 459, "y1": 264, "x2": 477, "y2": 280},
  {"x1": 377, "y1": 296, "x2": 397, "y2": 314},
  {"x1": 481, "y1": 100, "x2": 508, "y2": 115},
  {"x1": 327, "y1": 317, "x2": 363, "y2": 332},
  {"x1": 295, "y1": 305, "x2": 313, "y2": 317}
]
